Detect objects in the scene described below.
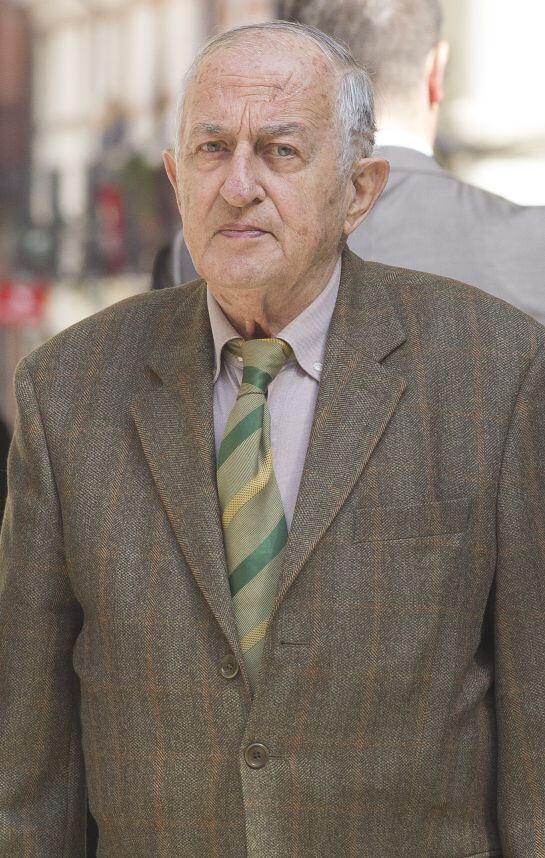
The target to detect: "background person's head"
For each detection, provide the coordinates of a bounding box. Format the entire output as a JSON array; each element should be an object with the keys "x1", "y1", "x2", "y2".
[
  {"x1": 163, "y1": 22, "x2": 389, "y2": 322},
  {"x1": 286, "y1": 0, "x2": 449, "y2": 146}
]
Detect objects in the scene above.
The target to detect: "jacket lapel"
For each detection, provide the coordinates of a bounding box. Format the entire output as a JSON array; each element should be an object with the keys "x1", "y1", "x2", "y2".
[
  {"x1": 130, "y1": 253, "x2": 408, "y2": 654},
  {"x1": 275, "y1": 250, "x2": 408, "y2": 609},
  {"x1": 131, "y1": 283, "x2": 242, "y2": 660}
]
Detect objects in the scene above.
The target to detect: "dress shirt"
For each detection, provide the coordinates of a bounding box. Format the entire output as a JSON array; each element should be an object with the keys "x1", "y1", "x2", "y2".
[{"x1": 207, "y1": 258, "x2": 341, "y2": 528}]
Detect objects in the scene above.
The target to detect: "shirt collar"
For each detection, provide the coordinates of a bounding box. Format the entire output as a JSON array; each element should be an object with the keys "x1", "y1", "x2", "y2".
[
  {"x1": 374, "y1": 129, "x2": 434, "y2": 158},
  {"x1": 207, "y1": 256, "x2": 342, "y2": 383},
  {"x1": 207, "y1": 288, "x2": 241, "y2": 383}
]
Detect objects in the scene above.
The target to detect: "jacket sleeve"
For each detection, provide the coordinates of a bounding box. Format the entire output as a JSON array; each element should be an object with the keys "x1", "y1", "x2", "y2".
[
  {"x1": 0, "y1": 359, "x2": 86, "y2": 857},
  {"x1": 495, "y1": 340, "x2": 545, "y2": 855}
]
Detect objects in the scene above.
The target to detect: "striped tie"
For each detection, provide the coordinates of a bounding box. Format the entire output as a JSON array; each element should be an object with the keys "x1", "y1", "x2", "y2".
[{"x1": 217, "y1": 337, "x2": 292, "y2": 688}]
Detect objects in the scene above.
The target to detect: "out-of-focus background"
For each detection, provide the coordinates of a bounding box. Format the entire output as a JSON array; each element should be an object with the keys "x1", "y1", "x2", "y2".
[{"x1": 1, "y1": 0, "x2": 544, "y2": 427}]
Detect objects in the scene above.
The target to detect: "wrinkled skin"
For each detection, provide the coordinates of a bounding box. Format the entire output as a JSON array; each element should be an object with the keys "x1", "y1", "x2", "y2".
[{"x1": 164, "y1": 34, "x2": 389, "y2": 337}]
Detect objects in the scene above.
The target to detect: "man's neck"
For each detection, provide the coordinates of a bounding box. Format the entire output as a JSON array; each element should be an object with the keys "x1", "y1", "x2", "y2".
[
  {"x1": 209, "y1": 256, "x2": 342, "y2": 339},
  {"x1": 374, "y1": 126, "x2": 434, "y2": 158},
  {"x1": 376, "y1": 98, "x2": 439, "y2": 153}
]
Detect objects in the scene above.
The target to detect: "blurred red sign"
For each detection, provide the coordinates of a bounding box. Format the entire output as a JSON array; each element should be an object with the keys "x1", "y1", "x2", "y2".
[
  {"x1": 96, "y1": 182, "x2": 126, "y2": 273},
  {"x1": 0, "y1": 278, "x2": 49, "y2": 327}
]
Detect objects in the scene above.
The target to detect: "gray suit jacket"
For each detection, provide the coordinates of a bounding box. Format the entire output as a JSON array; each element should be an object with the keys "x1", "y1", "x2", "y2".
[
  {"x1": 351, "y1": 146, "x2": 545, "y2": 325},
  {"x1": 1, "y1": 250, "x2": 545, "y2": 856},
  {"x1": 154, "y1": 147, "x2": 545, "y2": 326}
]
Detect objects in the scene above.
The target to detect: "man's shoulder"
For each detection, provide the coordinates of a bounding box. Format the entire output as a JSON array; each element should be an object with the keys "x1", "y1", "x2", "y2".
[
  {"x1": 434, "y1": 170, "x2": 544, "y2": 227},
  {"x1": 23, "y1": 277, "x2": 205, "y2": 375},
  {"x1": 355, "y1": 255, "x2": 545, "y2": 353},
  {"x1": 386, "y1": 146, "x2": 545, "y2": 223}
]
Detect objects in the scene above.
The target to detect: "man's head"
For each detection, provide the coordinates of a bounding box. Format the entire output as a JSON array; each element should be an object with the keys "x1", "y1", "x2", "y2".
[
  {"x1": 163, "y1": 22, "x2": 389, "y2": 304},
  {"x1": 286, "y1": 0, "x2": 448, "y2": 139}
]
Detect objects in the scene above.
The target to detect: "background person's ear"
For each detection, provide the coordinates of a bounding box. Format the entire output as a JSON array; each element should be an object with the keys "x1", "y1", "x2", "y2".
[
  {"x1": 343, "y1": 157, "x2": 390, "y2": 236},
  {"x1": 427, "y1": 40, "x2": 450, "y2": 106}
]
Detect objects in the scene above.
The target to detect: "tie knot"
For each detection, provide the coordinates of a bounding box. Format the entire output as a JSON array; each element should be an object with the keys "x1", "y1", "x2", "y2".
[{"x1": 227, "y1": 337, "x2": 292, "y2": 394}]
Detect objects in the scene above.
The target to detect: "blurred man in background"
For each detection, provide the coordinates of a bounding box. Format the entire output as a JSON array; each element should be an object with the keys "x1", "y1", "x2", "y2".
[
  {"x1": 153, "y1": 0, "x2": 545, "y2": 326},
  {"x1": 292, "y1": 0, "x2": 545, "y2": 324}
]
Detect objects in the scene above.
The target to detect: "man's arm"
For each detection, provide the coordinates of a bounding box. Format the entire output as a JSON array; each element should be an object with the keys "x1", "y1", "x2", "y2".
[
  {"x1": 0, "y1": 359, "x2": 86, "y2": 856},
  {"x1": 495, "y1": 339, "x2": 545, "y2": 855}
]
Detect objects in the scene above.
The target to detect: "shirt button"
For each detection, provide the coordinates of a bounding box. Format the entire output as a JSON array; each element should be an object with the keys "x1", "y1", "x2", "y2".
[
  {"x1": 237, "y1": 356, "x2": 243, "y2": 362},
  {"x1": 313, "y1": 361, "x2": 323, "y2": 372},
  {"x1": 219, "y1": 654, "x2": 240, "y2": 680},
  {"x1": 244, "y1": 742, "x2": 270, "y2": 769}
]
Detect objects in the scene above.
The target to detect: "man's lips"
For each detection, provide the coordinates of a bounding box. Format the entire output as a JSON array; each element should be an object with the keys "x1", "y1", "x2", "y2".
[{"x1": 216, "y1": 223, "x2": 271, "y2": 238}]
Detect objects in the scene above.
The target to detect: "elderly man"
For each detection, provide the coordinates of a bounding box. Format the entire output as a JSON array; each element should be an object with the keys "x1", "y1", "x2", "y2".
[
  {"x1": 1, "y1": 22, "x2": 544, "y2": 858},
  {"x1": 156, "y1": 0, "x2": 545, "y2": 328}
]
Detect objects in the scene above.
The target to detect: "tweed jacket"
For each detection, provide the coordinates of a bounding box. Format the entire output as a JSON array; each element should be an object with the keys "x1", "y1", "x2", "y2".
[
  {"x1": 153, "y1": 148, "x2": 545, "y2": 328},
  {"x1": 1, "y1": 250, "x2": 545, "y2": 857}
]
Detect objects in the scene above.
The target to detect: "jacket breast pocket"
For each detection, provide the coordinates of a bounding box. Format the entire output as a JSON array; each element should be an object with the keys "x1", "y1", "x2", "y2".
[
  {"x1": 354, "y1": 498, "x2": 471, "y2": 543},
  {"x1": 338, "y1": 498, "x2": 474, "y2": 671}
]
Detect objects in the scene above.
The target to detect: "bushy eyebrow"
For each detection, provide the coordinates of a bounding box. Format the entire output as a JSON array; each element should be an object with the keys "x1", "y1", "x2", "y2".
[
  {"x1": 190, "y1": 122, "x2": 225, "y2": 136},
  {"x1": 189, "y1": 121, "x2": 309, "y2": 141},
  {"x1": 259, "y1": 122, "x2": 307, "y2": 138}
]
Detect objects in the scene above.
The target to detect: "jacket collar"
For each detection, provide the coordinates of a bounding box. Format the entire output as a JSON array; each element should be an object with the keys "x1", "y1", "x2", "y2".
[{"x1": 375, "y1": 144, "x2": 447, "y2": 177}]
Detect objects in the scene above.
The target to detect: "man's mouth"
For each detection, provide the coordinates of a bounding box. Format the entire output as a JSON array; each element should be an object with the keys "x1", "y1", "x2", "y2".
[{"x1": 217, "y1": 223, "x2": 270, "y2": 239}]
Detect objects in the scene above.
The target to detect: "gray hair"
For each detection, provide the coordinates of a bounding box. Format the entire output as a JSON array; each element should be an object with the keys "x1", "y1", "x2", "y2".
[
  {"x1": 173, "y1": 21, "x2": 376, "y2": 178},
  {"x1": 284, "y1": 0, "x2": 443, "y2": 104}
]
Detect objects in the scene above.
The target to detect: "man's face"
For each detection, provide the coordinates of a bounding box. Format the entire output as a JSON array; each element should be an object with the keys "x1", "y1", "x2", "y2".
[{"x1": 174, "y1": 37, "x2": 354, "y2": 295}]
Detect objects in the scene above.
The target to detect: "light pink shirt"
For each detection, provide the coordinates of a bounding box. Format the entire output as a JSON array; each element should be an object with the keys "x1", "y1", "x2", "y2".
[{"x1": 207, "y1": 258, "x2": 341, "y2": 528}]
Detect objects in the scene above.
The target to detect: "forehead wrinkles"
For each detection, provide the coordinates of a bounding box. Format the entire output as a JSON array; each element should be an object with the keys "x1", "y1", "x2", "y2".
[
  {"x1": 187, "y1": 97, "x2": 333, "y2": 143},
  {"x1": 216, "y1": 72, "x2": 293, "y2": 104},
  {"x1": 187, "y1": 68, "x2": 337, "y2": 133},
  {"x1": 191, "y1": 41, "x2": 337, "y2": 105}
]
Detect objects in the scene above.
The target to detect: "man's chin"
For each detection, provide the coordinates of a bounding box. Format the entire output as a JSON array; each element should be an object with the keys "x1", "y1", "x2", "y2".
[{"x1": 199, "y1": 252, "x2": 282, "y2": 291}]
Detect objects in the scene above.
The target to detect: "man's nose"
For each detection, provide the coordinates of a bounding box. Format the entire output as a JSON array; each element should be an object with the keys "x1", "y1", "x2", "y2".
[{"x1": 220, "y1": 150, "x2": 265, "y2": 208}]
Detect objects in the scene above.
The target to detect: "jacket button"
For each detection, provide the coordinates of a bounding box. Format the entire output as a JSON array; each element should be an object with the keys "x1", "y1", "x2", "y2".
[
  {"x1": 219, "y1": 654, "x2": 240, "y2": 680},
  {"x1": 244, "y1": 743, "x2": 269, "y2": 769}
]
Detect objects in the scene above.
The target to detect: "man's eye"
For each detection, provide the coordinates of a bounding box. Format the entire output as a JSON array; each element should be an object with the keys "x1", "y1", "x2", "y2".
[
  {"x1": 200, "y1": 141, "x2": 225, "y2": 153},
  {"x1": 271, "y1": 144, "x2": 296, "y2": 157}
]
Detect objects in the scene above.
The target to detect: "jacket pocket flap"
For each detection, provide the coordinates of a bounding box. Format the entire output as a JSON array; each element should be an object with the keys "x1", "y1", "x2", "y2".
[{"x1": 355, "y1": 498, "x2": 470, "y2": 542}]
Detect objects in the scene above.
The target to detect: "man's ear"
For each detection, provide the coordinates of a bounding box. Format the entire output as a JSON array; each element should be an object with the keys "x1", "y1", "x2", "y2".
[
  {"x1": 343, "y1": 157, "x2": 390, "y2": 236},
  {"x1": 427, "y1": 40, "x2": 450, "y2": 107},
  {"x1": 162, "y1": 149, "x2": 183, "y2": 214}
]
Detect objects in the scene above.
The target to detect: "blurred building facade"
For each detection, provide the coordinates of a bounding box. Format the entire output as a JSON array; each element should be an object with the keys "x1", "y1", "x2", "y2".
[
  {"x1": 440, "y1": 0, "x2": 545, "y2": 205},
  {"x1": 16, "y1": 0, "x2": 275, "y2": 281},
  {"x1": 0, "y1": 0, "x2": 31, "y2": 275}
]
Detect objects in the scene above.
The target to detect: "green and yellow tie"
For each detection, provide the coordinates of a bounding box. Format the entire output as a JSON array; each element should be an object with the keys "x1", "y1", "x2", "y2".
[{"x1": 217, "y1": 337, "x2": 293, "y2": 688}]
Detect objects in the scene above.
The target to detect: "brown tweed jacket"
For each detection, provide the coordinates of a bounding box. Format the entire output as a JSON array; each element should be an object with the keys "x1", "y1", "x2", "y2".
[{"x1": 1, "y1": 250, "x2": 544, "y2": 857}]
